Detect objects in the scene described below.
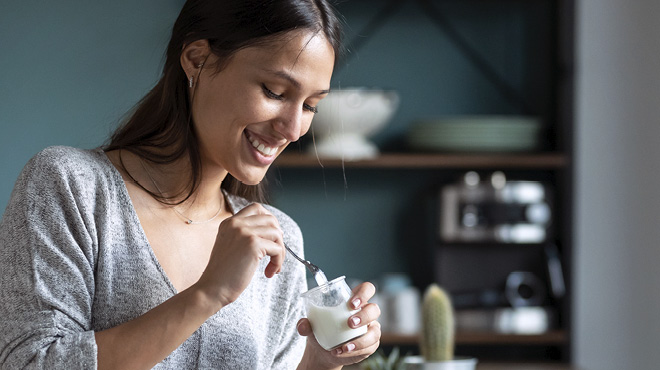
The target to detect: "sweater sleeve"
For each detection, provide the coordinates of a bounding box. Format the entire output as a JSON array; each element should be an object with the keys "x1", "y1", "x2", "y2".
[
  {"x1": 268, "y1": 207, "x2": 308, "y2": 370},
  {"x1": 0, "y1": 148, "x2": 98, "y2": 369},
  {"x1": 270, "y1": 273, "x2": 307, "y2": 370}
]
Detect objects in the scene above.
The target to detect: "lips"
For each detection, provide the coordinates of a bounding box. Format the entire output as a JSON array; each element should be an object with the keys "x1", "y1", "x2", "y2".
[{"x1": 245, "y1": 131, "x2": 279, "y2": 157}]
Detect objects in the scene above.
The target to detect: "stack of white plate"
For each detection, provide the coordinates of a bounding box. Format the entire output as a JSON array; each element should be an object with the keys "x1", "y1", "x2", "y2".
[{"x1": 407, "y1": 116, "x2": 542, "y2": 152}]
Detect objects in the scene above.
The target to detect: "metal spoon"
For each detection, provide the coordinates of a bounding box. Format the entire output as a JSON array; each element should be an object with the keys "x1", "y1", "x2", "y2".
[{"x1": 284, "y1": 243, "x2": 328, "y2": 286}]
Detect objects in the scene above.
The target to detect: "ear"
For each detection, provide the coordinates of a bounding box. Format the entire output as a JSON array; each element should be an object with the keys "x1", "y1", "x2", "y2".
[{"x1": 180, "y1": 39, "x2": 211, "y2": 78}]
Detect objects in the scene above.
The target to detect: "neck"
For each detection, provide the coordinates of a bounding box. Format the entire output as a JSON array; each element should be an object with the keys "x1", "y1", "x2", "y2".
[{"x1": 127, "y1": 149, "x2": 229, "y2": 223}]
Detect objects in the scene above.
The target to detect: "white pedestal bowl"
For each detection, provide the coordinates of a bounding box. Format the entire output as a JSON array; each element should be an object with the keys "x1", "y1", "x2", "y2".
[{"x1": 309, "y1": 88, "x2": 399, "y2": 160}]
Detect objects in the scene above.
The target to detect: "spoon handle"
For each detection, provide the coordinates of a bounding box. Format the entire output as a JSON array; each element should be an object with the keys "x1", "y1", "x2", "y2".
[{"x1": 284, "y1": 243, "x2": 321, "y2": 275}]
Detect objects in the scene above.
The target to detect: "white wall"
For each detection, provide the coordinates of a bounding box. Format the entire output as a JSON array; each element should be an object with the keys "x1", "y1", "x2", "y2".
[{"x1": 574, "y1": 0, "x2": 660, "y2": 369}]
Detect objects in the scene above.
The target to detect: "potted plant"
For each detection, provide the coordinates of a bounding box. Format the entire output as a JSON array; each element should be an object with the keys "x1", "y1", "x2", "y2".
[
  {"x1": 405, "y1": 284, "x2": 477, "y2": 370},
  {"x1": 360, "y1": 347, "x2": 409, "y2": 370}
]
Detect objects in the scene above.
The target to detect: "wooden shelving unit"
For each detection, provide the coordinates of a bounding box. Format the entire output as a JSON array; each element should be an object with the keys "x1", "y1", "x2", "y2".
[
  {"x1": 270, "y1": 0, "x2": 575, "y2": 363},
  {"x1": 381, "y1": 330, "x2": 568, "y2": 346},
  {"x1": 346, "y1": 362, "x2": 577, "y2": 370}
]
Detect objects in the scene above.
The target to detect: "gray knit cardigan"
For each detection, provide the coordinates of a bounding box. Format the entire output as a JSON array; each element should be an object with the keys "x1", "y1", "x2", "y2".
[{"x1": 0, "y1": 146, "x2": 307, "y2": 369}]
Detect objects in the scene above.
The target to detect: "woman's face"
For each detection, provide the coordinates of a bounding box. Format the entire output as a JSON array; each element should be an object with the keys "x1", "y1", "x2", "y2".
[{"x1": 191, "y1": 30, "x2": 335, "y2": 185}]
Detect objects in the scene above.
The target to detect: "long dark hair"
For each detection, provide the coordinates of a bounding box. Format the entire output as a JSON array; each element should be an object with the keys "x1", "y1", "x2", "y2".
[{"x1": 104, "y1": 0, "x2": 343, "y2": 204}]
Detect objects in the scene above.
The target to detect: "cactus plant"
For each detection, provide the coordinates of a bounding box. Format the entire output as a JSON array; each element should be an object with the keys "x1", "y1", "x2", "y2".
[{"x1": 420, "y1": 284, "x2": 455, "y2": 362}]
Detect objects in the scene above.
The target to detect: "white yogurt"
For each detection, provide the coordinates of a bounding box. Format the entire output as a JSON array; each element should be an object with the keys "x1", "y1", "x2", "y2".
[
  {"x1": 307, "y1": 303, "x2": 368, "y2": 350},
  {"x1": 314, "y1": 270, "x2": 328, "y2": 286}
]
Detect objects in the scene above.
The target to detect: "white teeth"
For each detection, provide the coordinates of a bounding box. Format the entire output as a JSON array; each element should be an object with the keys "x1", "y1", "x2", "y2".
[{"x1": 247, "y1": 133, "x2": 277, "y2": 156}]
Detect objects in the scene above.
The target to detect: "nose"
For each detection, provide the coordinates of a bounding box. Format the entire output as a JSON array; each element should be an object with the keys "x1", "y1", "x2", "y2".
[{"x1": 273, "y1": 104, "x2": 308, "y2": 142}]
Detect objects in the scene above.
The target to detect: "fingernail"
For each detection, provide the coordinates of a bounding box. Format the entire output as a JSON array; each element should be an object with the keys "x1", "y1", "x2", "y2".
[
  {"x1": 346, "y1": 343, "x2": 356, "y2": 352},
  {"x1": 351, "y1": 316, "x2": 361, "y2": 327},
  {"x1": 334, "y1": 348, "x2": 343, "y2": 355},
  {"x1": 352, "y1": 298, "x2": 361, "y2": 309}
]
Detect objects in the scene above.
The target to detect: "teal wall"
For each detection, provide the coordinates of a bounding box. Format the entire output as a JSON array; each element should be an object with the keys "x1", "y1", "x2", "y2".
[
  {"x1": 1, "y1": 1, "x2": 549, "y2": 285},
  {"x1": 0, "y1": 0, "x2": 183, "y2": 209}
]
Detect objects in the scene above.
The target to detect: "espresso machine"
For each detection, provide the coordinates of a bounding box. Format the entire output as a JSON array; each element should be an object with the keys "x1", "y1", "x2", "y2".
[
  {"x1": 432, "y1": 171, "x2": 565, "y2": 334},
  {"x1": 439, "y1": 171, "x2": 552, "y2": 244}
]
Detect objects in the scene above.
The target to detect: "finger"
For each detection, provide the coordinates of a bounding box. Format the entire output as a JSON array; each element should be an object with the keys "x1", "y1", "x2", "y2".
[
  {"x1": 241, "y1": 223, "x2": 284, "y2": 246},
  {"x1": 240, "y1": 203, "x2": 281, "y2": 229},
  {"x1": 235, "y1": 210, "x2": 281, "y2": 230},
  {"x1": 223, "y1": 209, "x2": 283, "y2": 246},
  {"x1": 335, "y1": 339, "x2": 380, "y2": 359},
  {"x1": 335, "y1": 320, "x2": 381, "y2": 356},
  {"x1": 348, "y1": 282, "x2": 376, "y2": 310},
  {"x1": 241, "y1": 212, "x2": 284, "y2": 274},
  {"x1": 348, "y1": 303, "x2": 381, "y2": 329},
  {"x1": 235, "y1": 210, "x2": 283, "y2": 244},
  {"x1": 296, "y1": 318, "x2": 313, "y2": 336},
  {"x1": 234, "y1": 202, "x2": 269, "y2": 217},
  {"x1": 261, "y1": 240, "x2": 286, "y2": 278},
  {"x1": 221, "y1": 208, "x2": 280, "y2": 235}
]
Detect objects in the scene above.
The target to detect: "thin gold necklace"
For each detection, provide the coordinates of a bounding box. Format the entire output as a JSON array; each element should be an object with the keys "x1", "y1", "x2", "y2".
[{"x1": 139, "y1": 158, "x2": 223, "y2": 225}]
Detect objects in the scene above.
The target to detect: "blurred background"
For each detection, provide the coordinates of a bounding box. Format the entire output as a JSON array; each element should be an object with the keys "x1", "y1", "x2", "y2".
[{"x1": 1, "y1": 0, "x2": 659, "y2": 369}]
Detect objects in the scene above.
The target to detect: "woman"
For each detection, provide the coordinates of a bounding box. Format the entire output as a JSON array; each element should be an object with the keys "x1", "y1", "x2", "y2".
[{"x1": 0, "y1": 0, "x2": 381, "y2": 369}]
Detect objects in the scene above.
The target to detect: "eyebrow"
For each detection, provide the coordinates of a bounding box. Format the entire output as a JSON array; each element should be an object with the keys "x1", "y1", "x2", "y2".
[{"x1": 266, "y1": 69, "x2": 330, "y2": 95}]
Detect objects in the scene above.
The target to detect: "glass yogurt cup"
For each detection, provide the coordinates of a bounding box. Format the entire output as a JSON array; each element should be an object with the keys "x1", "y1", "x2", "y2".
[{"x1": 301, "y1": 276, "x2": 368, "y2": 350}]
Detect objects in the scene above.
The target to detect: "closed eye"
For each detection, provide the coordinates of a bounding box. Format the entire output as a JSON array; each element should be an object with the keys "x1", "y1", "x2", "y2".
[
  {"x1": 262, "y1": 84, "x2": 283, "y2": 100},
  {"x1": 303, "y1": 103, "x2": 318, "y2": 114},
  {"x1": 263, "y1": 83, "x2": 318, "y2": 114}
]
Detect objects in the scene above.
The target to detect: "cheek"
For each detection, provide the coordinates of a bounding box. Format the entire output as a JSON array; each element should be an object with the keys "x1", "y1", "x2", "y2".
[
  {"x1": 193, "y1": 90, "x2": 248, "y2": 136},
  {"x1": 301, "y1": 117, "x2": 314, "y2": 137},
  {"x1": 192, "y1": 88, "x2": 226, "y2": 130}
]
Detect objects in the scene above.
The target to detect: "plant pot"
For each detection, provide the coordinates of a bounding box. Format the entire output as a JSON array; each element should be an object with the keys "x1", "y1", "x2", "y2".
[{"x1": 403, "y1": 356, "x2": 477, "y2": 370}]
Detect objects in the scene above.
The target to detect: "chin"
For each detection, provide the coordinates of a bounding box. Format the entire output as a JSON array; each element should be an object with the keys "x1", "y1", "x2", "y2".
[
  {"x1": 231, "y1": 171, "x2": 267, "y2": 186},
  {"x1": 240, "y1": 178, "x2": 263, "y2": 186}
]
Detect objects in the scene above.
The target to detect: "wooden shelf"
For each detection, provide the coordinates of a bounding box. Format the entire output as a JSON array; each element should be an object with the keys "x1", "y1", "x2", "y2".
[
  {"x1": 381, "y1": 330, "x2": 569, "y2": 346},
  {"x1": 472, "y1": 364, "x2": 578, "y2": 370},
  {"x1": 273, "y1": 153, "x2": 569, "y2": 169}
]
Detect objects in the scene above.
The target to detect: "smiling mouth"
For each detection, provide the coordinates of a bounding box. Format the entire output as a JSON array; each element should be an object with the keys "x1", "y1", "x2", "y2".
[{"x1": 245, "y1": 131, "x2": 279, "y2": 157}]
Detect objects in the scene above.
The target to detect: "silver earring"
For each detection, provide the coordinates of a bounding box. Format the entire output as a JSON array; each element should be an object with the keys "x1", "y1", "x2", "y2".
[{"x1": 188, "y1": 76, "x2": 193, "y2": 88}]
